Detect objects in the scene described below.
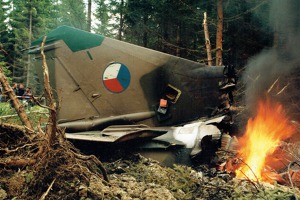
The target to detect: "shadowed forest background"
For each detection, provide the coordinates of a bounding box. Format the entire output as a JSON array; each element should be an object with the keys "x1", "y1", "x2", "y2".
[{"x1": 0, "y1": 0, "x2": 275, "y2": 90}]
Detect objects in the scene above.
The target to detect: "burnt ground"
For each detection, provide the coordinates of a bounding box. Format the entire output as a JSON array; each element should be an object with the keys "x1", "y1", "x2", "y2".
[{"x1": 0, "y1": 124, "x2": 299, "y2": 200}]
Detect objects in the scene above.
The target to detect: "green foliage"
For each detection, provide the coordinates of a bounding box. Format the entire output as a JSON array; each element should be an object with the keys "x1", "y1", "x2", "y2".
[
  {"x1": 25, "y1": 172, "x2": 34, "y2": 184},
  {"x1": 119, "y1": 155, "x2": 300, "y2": 199},
  {"x1": 56, "y1": 0, "x2": 87, "y2": 30},
  {"x1": 0, "y1": 0, "x2": 277, "y2": 82},
  {"x1": 0, "y1": 0, "x2": 13, "y2": 76},
  {"x1": 94, "y1": 0, "x2": 112, "y2": 36},
  {"x1": 0, "y1": 102, "x2": 14, "y2": 115},
  {"x1": 231, "y1": 180, "x2": 299, "y2": 199},
  {"x1": 4, "y1": 0, "x2": 61, "y2": 85},
  {"x1": 93, "y1": 0, "x2": 273, "y2": 64},
  {"x1": 124, "y1": 159, "x2": 203, "y2": 199},
  {"x1": 0, "y1": 102, "x2": 48, "y2": 127}
]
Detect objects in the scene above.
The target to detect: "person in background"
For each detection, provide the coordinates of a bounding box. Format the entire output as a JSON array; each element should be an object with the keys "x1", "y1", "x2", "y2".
[
  {"x1": 24, "y1": 87, "x2": 32, "y2": 97},
  {"x1": 23, "y1": 87, "x2": 33, "y2": 109},
  {"x1": 18, "y1": 83, "x2": 25, "y2": 97},
  {"x1": 12, "y1": 83, "x2": 18, "y2": 95}
]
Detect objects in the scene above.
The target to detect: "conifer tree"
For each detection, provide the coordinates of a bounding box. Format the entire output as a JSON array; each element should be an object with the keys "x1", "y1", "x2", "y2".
[
  {"x1": 57, "y1": 0, "x2": 87, "y2": 30},
  {"x1": 94, "y1": 0, "x2": 111, "y2": 36},
  {"x1": 0, "y1": 0, "x2": 12, "y2": 76},
  {"x1": 7, "y1": 0, "x2": 60, "y2": 86},
  {"x1": 8, "y1": 0, "x2": 28, "y2": 82}
]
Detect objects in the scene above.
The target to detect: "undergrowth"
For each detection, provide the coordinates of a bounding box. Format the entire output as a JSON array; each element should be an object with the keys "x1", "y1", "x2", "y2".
[{"x1": 0, "y1": 102, "x2": 48, "y2": 126}]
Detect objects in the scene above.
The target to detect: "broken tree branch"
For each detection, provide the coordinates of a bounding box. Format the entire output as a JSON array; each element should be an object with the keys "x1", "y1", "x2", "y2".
[
  {"x1": 31, "y1": 96, "x2": 53, "y2": 110},
  {"x1": 236, "y1": 158, "x2": 263, "y2": 190},
  {"x1": 203, "y1": 12, "x2": 212, "y2": 66},
  {"x1": 267, "y1": 77, "x2": 280, "y2": 93},
  {"x1": 41, "y1": 36, "x2": 57, "y2": 146},
  {"x1": 287, "y1": 161, "x2": 300, "y2": 189},
  {"x1": 276, "y1": 83, "x2": 289, "y2": 95},
  {"x1": 0, "y1": 67, "x2": 34, "y2": 131},
  {"x1": 216, "y1": 0, "x2": 223, "y2": 66},
  {"x1": 39, "y1": 178, "x2": 56, "y2": 200}
]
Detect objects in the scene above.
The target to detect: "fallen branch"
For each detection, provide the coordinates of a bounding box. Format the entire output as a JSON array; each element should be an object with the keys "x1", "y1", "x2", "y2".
[
  {"x1": 39, "y1": 178, "x2": 56, "y2": 200},
  {"x1": 236, "y1": 158, "x2": 263, "y2": 191},
  {"x1": 1, "y1": 158, "x2": 36, "y2": 168},
  {"x1": 0, "y1": 121, "x2": 26, "y2": 131}
]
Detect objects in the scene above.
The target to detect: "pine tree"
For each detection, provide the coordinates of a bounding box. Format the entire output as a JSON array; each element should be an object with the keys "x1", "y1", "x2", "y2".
[
  {"x1": 124, "y1": 0, "x2": 156, "y2": 46},
  {"x1": 32, "y1": 0, "x2": 60, "y2": 39},
  {"x1": 94, "y1": 0, "x2": 112, "y2": 36},
  {"x1": 223, "y1": 0, "x2": 272, "y2": 65},
  {"x1": 8, "y1": 0, "x2": 29, "y2": 83},
  {"x1": 57, "y1": 0, "x2": 87, "y2": 30},
  {"x1": 0, "y1": 0, "x2": 12, "y2": 79}
]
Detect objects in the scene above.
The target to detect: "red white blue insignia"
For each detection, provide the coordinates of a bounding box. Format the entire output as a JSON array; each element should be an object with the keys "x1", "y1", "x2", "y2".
[{"x1": 103, "y1": 62, "x2": 131, "y2": 93}]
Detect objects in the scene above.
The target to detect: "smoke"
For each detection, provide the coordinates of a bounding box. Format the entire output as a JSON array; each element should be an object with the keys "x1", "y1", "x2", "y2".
[{"x1": 243, "y1": 0, "x2": 300, "y2": 112}]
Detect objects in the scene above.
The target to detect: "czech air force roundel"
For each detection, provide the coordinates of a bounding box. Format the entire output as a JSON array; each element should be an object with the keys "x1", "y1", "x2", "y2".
[{"x1": 103, "y1": 62, "x2": 131, "y2": 93}]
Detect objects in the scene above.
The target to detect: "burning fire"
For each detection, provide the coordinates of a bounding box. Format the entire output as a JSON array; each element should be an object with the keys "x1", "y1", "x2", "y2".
[{"x1": 236, "y1": 98, "x2": 295, "y2": 182}]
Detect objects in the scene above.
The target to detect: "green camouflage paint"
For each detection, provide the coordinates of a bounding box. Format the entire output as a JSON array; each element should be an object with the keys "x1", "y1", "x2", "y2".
[{"x1": 31, "y1": 26, "x2": 105, "y2": 52}]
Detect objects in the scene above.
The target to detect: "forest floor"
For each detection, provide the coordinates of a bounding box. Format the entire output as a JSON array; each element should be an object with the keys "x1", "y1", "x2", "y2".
[{"x1": 0, "y1": 122, "x2": 299, "y2": 200}]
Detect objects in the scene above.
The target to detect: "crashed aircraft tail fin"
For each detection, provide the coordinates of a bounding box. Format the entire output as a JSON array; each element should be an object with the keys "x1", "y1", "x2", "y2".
[{"x1": 30, "y1": 26, "x2": 225, "y2": 131}]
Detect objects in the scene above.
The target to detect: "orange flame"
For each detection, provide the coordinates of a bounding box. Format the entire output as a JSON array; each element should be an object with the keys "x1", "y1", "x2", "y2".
[{"x1": 236, "y1": 98, "x2": 295, "y2": 182}]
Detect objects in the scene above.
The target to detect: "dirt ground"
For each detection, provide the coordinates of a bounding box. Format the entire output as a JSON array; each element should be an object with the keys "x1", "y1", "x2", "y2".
[{"x1": 0, "y1": 123, "x2": 299, "y2": 200}]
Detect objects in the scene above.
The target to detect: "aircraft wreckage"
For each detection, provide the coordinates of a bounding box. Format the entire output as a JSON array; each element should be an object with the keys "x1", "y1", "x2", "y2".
[{"x1": 29, "y1": 26, "x2": 237, "y2": 166}]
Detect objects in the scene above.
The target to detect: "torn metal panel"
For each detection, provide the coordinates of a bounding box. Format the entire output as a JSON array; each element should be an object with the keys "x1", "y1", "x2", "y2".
[{"x1": 66, "y1": 124, "x2": 167, "y2": 143}]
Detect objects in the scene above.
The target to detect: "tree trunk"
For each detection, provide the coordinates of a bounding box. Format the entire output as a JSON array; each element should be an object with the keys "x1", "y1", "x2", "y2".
[
  {"x1": 216, "y1": 0, "x2": 223, "y2": 66},
  {"x1": 162, "y1": 21, "x2": 169, "y2": 52},
  {"x1": 26, "y1": 0, "x2": 33, "y2": 87},
  {"x1": 118, "y1": 0, "x2": 124, "y2": 41},
  {"x1": 41, "y1": 37, "x2": 57, "y2": 146},
  {"x1": 87, "y1": 0, "x2": 92, "y2": 32},
  {"x1": 0, "y1": 67, "x2": 34, "y2": 131},
  {"x1": 143, "y1": 16, "x2": 148, "y2": 47},
  {"x1": 203, "y1": 12, "x2": 212, "y2": 66},
  {"x1": 176, "y1": 25, "x2": 181, "y2": 57}
]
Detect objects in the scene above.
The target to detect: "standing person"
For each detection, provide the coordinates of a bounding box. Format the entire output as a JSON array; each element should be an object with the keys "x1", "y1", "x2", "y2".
[
  {"x1": 18, "y1": 83, "x2": 25, "y2": 97},
  {"x1": 12, "y1": 83, "x2": 18, "y2": 95},
  {"x1": 24, "y1": 87, "x2": 32, "y2": 97},
  {"x1": 24, "y1": 87, "x2": 33, "y2": 109}
]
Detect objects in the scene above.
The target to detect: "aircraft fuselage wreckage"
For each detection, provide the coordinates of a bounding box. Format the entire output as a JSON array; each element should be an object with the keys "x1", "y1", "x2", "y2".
[{"x1": 29, "y1": 26, "x2": 235, "y2": 165}]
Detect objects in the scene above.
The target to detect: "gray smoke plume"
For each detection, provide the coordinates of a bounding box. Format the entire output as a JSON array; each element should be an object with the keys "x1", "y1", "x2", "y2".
[{"x1": 243, "y1": 0, "x2": 300, "y2": 114}]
